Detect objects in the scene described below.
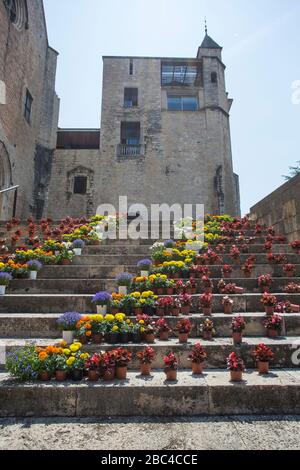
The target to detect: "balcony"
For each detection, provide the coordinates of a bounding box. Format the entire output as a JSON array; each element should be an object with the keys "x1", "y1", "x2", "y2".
[{"x1": 117, "y1": 144, "x2": 145, "y2": 158}]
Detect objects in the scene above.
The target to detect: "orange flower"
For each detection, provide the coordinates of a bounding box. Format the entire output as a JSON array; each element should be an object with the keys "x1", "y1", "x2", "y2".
[
  {"x1": 39, "y1": 351, "x2": 48, "y2": 361},
  {"x1": 85, "y1": 323, "x2": 92, "y2": 330},
  {"x1": 59, "y1": 341, "x2": 67, "y2": 348},
  {"x1": 82, "y1": 315, "x2": 91, "y2": 322},
  {"x1": 85, "y1": 331, "x2": 92, "y2": 337}
]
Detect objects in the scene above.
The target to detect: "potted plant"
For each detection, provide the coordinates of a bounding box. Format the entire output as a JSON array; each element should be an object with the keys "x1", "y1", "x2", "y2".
[
  {"x1": 222, "y1": 296, "x2": 234, "y2": 314},
  {"x1": 0, "y1": 272, "x2": 12, "y2": 295},
  {"x1": 116, "y1": 272, "x2": 133, "y2": 295},
  {"x1": 199, "y1": 293, "x2": 213, "y2": 316},
  {"x1": 290, "y1": 240, "x2": 300, "y2": 254},
  {"x1": 85, "y1": 353, "x2": 101, "y2": 381},
  {"x1": 156, "y1": 318, "x2": 172, "y2": 341},
  {"x1": 57, "y1": 311, "x2": 82, "y2": 344},
  {"x1": 252, "y1": 343, "x2": 274, "y2": 374},
  {"x1": 283, "y1": 263, "x2": 296, "y2": 278},
  {"x1": 258, "y1": 274, "x2": 272, "y2": 293},
  {"x1": 260, "y1": 293, "x2": 277, "y2": 315},
  {"x1": 217, "y1": 279, "x2": 227, "y2": 294},
  {"x1": 164, "y1": 239, "x2": 175, "y2": 254},
  {"x1": 200, "y1": 319, "x2": 215, "y2": 340},
  {"x1": 27, "y1": 260, "x2": 43, "y2": 280},
  {"x1": 227, "y1": 352, "x2": 245, "y2": 382},
  {"x1": 222, "y1": 264, "x2": 233, "y2": 279},
  {"x1": 231, "y1": 316, "x2": 246, "y2": 345},
  {"x1": 101, "y1": 351, "x2": 116, "y2": 381},
  {"x1": 230, "y1": 245, "x2": 240, "y2": 265},
  {"x1": 137, "y1": 259, "x2": 152, "y2": 277},
  {"x1": 54, "y1": 354, "x2": 69, "y2": 382},
  {"x1": 132, "y1": 321, "x2": 143, "y2": 343},
  {"x1": 188, "y1": 343, "x2": 207, "y2": 375},
  {"x1": 106, "y1": 323, "x2": 120, "y2": 344},
  {"x1": 66, "y1": 344, "x2": 88, "y2": 381},
  {"x1": 201, "y1": 275, "x2": 214, "y2": 294},
  {"x1": 242, "y1": 261, "x2": 254, "y2": 278},
  {"x1": 283, "y1": 282, "x2": 300, "y2": 294},
  {"x1": 72, "y1": 239, "x2": 85, "y2": 256},
  {"x1": 90, "y1": 314, "x2": 106, "y2": 343},
  {"x1": 114, "y1": 347, "x2": 132, "y2": 380},
  {"x1": 179, "y1": 294, "x2": 192, "y2": 315},
  {"x1": 136, "y1": 347, "x2": 156, "y2": 376},
  {"x1": 92, "y1": 291, "x2": 111, "y2": 314},
  {"x1": 176, "y1": 318, "x2": 192, "y2": 343},
  {"x1": 184, "y1": 278, "x2": 197, "y2": 295},
  {"x1": 276, "y1": 300, "x2": 300, "y2": 313},
  {"x1": 263, "y1": 314, "x2": 283, "y2": 338},
  {"x1": 163, "y1": 352, "x2": 178, "y2": 381},
  {"x1": 264, "y1": 241, "x2": 273, "y2": 253},
  {"x1": 170, "y1": 297, "x2": 182, "y2": 316},
  {"x1": 144, "y1": 320, "x2": 156, "y2": 344},
  {"x1": 118, "y1": 320, "x2": 132, "y2": 344}
]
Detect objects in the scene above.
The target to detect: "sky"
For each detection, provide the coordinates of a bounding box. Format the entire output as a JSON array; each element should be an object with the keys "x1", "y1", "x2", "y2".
[{"x1": 43, "y1": 0, "x2": 300, "y2": 215}]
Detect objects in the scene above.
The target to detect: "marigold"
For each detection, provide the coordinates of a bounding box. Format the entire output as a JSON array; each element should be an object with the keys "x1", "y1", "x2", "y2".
[
  {"x1": 85, "y1": 331, "x2": 92, "y2": 337},
  {"x1": 66, "y1": 357, "x2": 75, "y2": 366},
  {"x1": 63, "y1": 349, "x2": 71, "y2": 356},
  {"x1": 105, "y1": 314, "x2": 115, "y2": 322},
  {"x1": 39, "y1": 352, "x2": 48, "y2": 361}
]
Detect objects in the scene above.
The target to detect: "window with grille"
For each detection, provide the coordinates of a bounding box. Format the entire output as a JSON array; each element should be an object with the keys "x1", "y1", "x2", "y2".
[
  {"x1": 162, "y1": 63, "x2": 199, "y2": 86},
  {"x1": 167, "y1": 95, "x2": 198, "y2": 111},
  {"x1": 73, "y1": 176, "x2": 87, "y2": 194},
  {"x1": 121, "y1": 122, "x2": 140, "y2": 145},
  {"x1": 124, "y1": 88, "x2": 138, "y2": 108},
  {"x1": 24, "y1": 89, "x2": 33, "y2": 123}
]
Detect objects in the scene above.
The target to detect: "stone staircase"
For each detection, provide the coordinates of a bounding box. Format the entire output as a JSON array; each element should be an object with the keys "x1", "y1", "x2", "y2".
[{"x1": 0, "y1": 221, "x2": 300, "y2": 417}]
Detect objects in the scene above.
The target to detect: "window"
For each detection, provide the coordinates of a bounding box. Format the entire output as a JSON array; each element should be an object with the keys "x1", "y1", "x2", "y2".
[
  {"x1": 167, "y1": 95, "x2": 198, "y2": 111},
  {"x1": 24, "y1": 89, "x2": 33, "y2": 123},
  {"x1": 162, "y1": 63, "x2": 199, "y2": 86},
  {"x1": 124, "y1": 88, "x2": 138, "y2": 108},
  {"x1": 211, "y1": 72, "x2": 218, "y2": 84},
  {"x1": 121, "y1": 122, "x2": 140, "y2": 145},
  {"x1": 73, "y1": 176, "x2": 87, "y2": 194},
  {"x1": 4, "y1": 0, "x2": 28, "y2": 30},
  {"x1": 129, "y1": 59, "x2": 134, "y2": 75}
]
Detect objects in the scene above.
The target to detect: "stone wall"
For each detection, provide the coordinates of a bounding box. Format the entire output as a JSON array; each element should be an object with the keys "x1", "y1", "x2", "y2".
[
  {"x1": 250, "y1": 173, "x2": 300, "y2": 241},
  {"x1": 0, "y1": 0, "x2": 58, "y2": 220}
]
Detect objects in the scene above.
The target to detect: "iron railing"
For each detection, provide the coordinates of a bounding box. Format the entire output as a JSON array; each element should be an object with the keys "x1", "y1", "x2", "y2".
[{"x1": 117, "y1": 144, "x2": 145, "y2": 157}]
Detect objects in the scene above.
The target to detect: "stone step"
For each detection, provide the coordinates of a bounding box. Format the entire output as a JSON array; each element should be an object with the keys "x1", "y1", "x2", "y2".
[
  {"x1": 6, "y1": 276, "x2": 300, "y2": 295},
  {"x1": 1, "y1": 337, "x2": 299, "y2": 370},
  {"x1": 1, "y1": 293, "x2": 300, "y2": 313},
  {"x1": 0, "y1": 313, "x2": 299, "y2": 339},
  {"x1": 0, "y1": 369, "x2": 299, "y2": 417}
]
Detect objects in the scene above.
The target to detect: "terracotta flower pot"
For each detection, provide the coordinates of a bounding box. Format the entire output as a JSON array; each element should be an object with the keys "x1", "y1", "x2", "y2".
[
  {"x1": 88, "y1": 370, "x2": 99, "y2": 381},
  {"x1": 203, "y1": 287, "x2": 213, "y2": 295},
  {"x1": 265, "y1": 306, "x2": 275, "y2": 315},
  {"x1": 115, "y1": 366, "x2": 127, "y2": 380},
  {"x1": 157, "y1": 288, "x2": 164, "y2": 295},
  {"x1": 166, "y1": 288, "x2": 174, "y2": 295},
  {"x1": 202, "y1": 307, "x2": 212, "y2": 316},
  {"x1": 244, "y1": 272, "x2": 252, "y2": 279},
  {"x1": 103, "y1": 368, "x2": 115, "y2": 381},
  {"x1": 291, "y1": 304, "x2": 300, "y2": 313},
  {"x1": 159, "y1": 331, "x2": 170, "y2": 341},
  {"x1": 71, "y1": 369, "x2": 84, "y2": 381},
  {"x1": 202, "y1": 331, "x2": 213, "y2": 341},
  {"x1": 285, "y1": 271, "x2": 294, "y2": 278},
  {"x1": 55, "y1": 370, "x2": 67, "y2": 382},
  {"x1": 61, "y1": 259, "x2": 71, "y2": 265},
  {"x1": 230, "y1": 370, "x2": 243, "y2": 382},
  {"x1": 92, "y1": 334, "x2": 103, "y2": 344},
  {"x1": 181, "y1": 305, "x2": 190, "y2": 315},
  {"x1": 178, "y1": 333, "x2": 189, "y2": 343},
  {"x1": 134, "y1": 308, "x2": 143, "y2": 316},
  {"x1": 232, "y1": 332, "x2": 243, "y2": 345},
  {"x1": 39, "y1": 371, "x2": 51, "y2": 382},
  {"x1": 267, "y1": 329, "x2": 279, "y2": 338},
  {"x1": 233, "y1": 258, "x2": 240, "y2": 265},
  {"x1": 140, "y1": 363, "x2": 151, "y2": 376},
  {"x1": 145, "y1": 333, "x2": 155, "y2": 344},
  {"x1": 235, "y1": 287, "x2": 244, "y2": 294},
  {"x1": 165, "y1": 369, "x2": 177, "y2": 381},
  {"x1": 258, "y1": 361, "x2": 269, "y2": 374},
  {"x1": 223, "y1": 272, "x2": 232, "y2": 279},
  {"x1": 157, "y1": 308, "x2": 165, "y2": 317},
  {"x1": 172, "y1": 308, "x2": 180, "y2": 317},
  {"x1": 261, "y1": 286, "x2": 270, "y2": 293},
  {"x1": 192, "y1": 362, "x2": 204, "y2": 375},
  {"x1": 224, "y1": 305, "x2": 233, "y2": 315}
]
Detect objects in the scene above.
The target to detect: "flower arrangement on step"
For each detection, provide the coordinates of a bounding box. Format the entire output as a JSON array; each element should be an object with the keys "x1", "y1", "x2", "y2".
[
  {"x1": 140, "y1": 316, "x2": 156, "y2": 344},
  {"x1": 110, "y1": 292, "x2": 125, "y2": 314},
  {"x1": 136, "y1": 347, "x2": 156, "y2": 376},
  {"x1": 179, "y1": 293, "x2": 193, "y2": 315},
  {"x1": 176, "y1": 318, "x2": 192, "y2": 343},
  {"x1": 188, "y1": 343, "x2": 207, "y2": 375},
  {"x1": 290, "y1": 240, "x2": 300, "y2": 254},
  {"x1": 241, "y1": 258, "x2": 255, "y2": 278},
  {"x1": 219, "y1": 282, "x2": 244, "y2": 295},
  {"x1": 0, "y1": 260, "x2": 29, "y2": 278},
  {"x1": 137, "y1": 259, "x2": 152, "y2": 277},
  {"x1": 182, "y1": 278, "x2": 197, "y2": 295},
  {"x1": 222, "y1": 264, "x2": 233, "y2": 279},
  {"x1": 160, "y1": 261, "x2": 186, "y2": 279},
  {"x1": 90, "y1": 314, "x2": 110, "y2": 344},
  {"x1": 72, "y1": 239, "x2": 85, "y2": 256},
  {"x1": 227, "y1": 352, "x2": 245, "y2": 382},
  {"x1": 199, "y1": 293, "x2": 213, "y2": 316},
  {"x1": 163, "y1": 352, "x2": 178, "y2": 381},
  {"x1": 258, "y1": 274, "x2": 272, "y2": 293},
  {"x1": 263, "y1": 314, "x2": 283, "y2": 338},
  {"x1": 92, "y1": 291, "x2": 112, "y2": 314},
  {"x1": 264, "y1": 241, "x2": 273, "y2": 253},
  {"x1": 260, "y1": 293, "x2": 277, "y2": 315},
  {"x1": 147, "y1": 274, "x2": 173, "y2": 295},
  {"x1": 85, "y1": 353, "x2": 102, "y2": 381},
  {"x1": 222, "y1": 296, "x2": 234, "y2": 314},
  {"x1": 200, "y1": 319, "x2": 215, "y2": 340},
  {"x1": 230, "y1": 245, "x2": 241, "y2": 264},
  {"x1": 283, "y1": 283, "x2": 300, "y2": 294},
  {"x1": 27, "y1": 259, "x2": 42, "y2": 280},
  {"x1": 57, "y1": 311, "x2": 82, "y2": 344},
  {"x1": 56, "y1": 247, "x2": 74, "y2": 265},
  {"x1": 252, "y1": 343, "x2": 274, "y2": 374},
  {"x1": 201, "y1": 275, "x2": 214, "y2": 294},
  {"x1": 0, "y1": 272, "x2": 12, "y2": 295},
  {"x1": 116, "y1": 272, "x2": 133, "y2": 295},
  {"x1": 15, "y1": 248, "x2": 55, "y2": 265},
  {"x1": 114, "y1": 347, "x2": 132, "y2": 380},
  {"x1": 283, "y1": 263, "x2": 296, "y2": 278},
  {"x1": 231, "y1": 316, "x2": 246, "y2": 345},
  {"x1": 156, "y1": 318, "x2": 172, "y2": 341},
  {"x1": 190, "y1": 264, "x2": 210, "y2": 279},
  {"x1": 267, "y1": 253, "x2": 287, "y2": 265},
  {"x1": 204, "y1": 249, "x2": 222, "y2": 266},
  {"x1": 156, "y1": 296, "x2": 172, "y2": 316}
]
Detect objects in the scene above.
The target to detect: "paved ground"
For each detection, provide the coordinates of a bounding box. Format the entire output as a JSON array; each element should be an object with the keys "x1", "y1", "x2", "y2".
[{"x1": 0, "y1": 416, "x2": 300, "y2": 450}]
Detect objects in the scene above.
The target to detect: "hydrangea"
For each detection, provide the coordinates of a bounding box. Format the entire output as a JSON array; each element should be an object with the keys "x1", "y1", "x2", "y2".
[
  {"x1": 92, "y1": 291, "x2": 112, "y2": 305},
  {"x1": 0, "y1": 272, "x2": 12, "y2": 286},
  {"x1": 72, "y1": 239, "x2": 85, "y2": 249},
  {"x1": 164, "y1": 239, "x2": 175, "y2": 248},
  {"x1": 115, "y1": 272, "x2": 133, "y2": 286},
  {"x1": 57, "y1": 312, "x2": 82, "y2": 330},
  {"x1": 27, "y1": 260, "x2": 43, "y2": 271},
  {"x1": 137, "y1": 259, "x2": 152, "y2": 269}
]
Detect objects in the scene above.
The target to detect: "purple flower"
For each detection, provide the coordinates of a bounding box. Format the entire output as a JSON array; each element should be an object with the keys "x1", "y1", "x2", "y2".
[
  {"x1": 72, "y1": 239, "x2": 85, "y2": 249},
  {"x1": 115, "y1": 272, "x2": 133, "y2": 286},
  {"x1": 57, "y1": 312, "x2": 82, "y2": 330},
  {"x1": 137, "y1": 259, "x2": 152, "y2": 269},
  {"x1": 27, "y1": 260, "x2": 43, "y2": 271},
  {"x1": 164, "y1": 239, "x2": 174, "y2": 248},
  {"x1": 92, "y1": 291, "x2": 112, "y2": 305},
  {"x1": 0, "y1": 272, "x2": 12, "y2": 286}
]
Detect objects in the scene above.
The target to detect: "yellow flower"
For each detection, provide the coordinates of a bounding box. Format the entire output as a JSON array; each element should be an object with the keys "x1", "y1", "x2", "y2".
[
  {"x1": 66, "y1": 357, "x2": 75, "y2": 366},
  {"x1": 63, "y1": 349, "x2": 71, "y2": 356},
  {"x1": 91, "y1": 314, "x2": 103, "y2": 322},
  {"x1": 130, "y1": 292, "x2": 141, "y2": 298},
  {"x1": 112, "y1": 325, "x2": 119, "y2": 332},
  {"x1": 140, "y1": 299, "x2": 146, "y2": 304},
  {"x1": 80, "y1": 353, "x2": 90, "y2": 359},
  {"x1": 105, "y1": 314, "x2": 115, "y2": 322},
  {"x1": 139, "y1": 320, "x2": 145, "y2": 325},
  {"x1": 70, "y1": 344, "x2": 80, "y2": 353},
  {"x1": 115, "y1": 313, "x2": 126, "y2": 322},
  {"x1": 73, "y1": 342, "x2": 82, "y2": 348},
  {"x1": 140, "y1": 327, "x2": 146, "y2": 333}
]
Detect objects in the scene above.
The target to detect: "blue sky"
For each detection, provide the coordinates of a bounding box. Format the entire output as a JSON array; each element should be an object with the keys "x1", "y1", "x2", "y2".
[{"x1": 44, "y1": 0, "x2": 300, "y2": 215}]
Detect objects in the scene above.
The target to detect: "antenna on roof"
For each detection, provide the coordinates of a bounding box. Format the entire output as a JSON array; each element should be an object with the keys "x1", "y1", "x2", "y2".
[{"x1": 205, "y1": 17, "x2": 208, "y2": 35}]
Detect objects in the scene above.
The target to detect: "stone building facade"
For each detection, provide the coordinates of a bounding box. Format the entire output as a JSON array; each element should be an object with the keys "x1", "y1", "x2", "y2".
[
  {"x1": 48, "y1": 33, "x2": 240, "y2": 219},
  {"x1": 0, "y1": 0, "x2": 59, "y2": 220}
]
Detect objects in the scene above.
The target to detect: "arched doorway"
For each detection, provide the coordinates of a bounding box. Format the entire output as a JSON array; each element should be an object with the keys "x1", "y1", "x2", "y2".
[{"x1": 0, "y1": 141, "x2": 13, "y2": 220}]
